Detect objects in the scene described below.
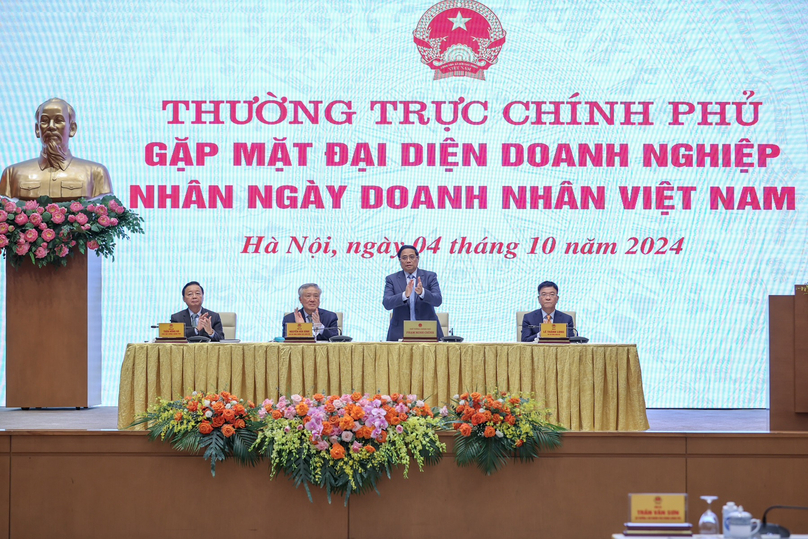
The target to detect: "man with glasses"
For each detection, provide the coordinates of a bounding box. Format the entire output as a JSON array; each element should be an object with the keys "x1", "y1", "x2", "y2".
[
  {"x1": 521, "y1": 281, "x2": 574, "y2": 342},
  {"x1": 170, "y1": 281, "x2": 224, "y2": 341},
  {"x1": 282, "y1": 283, "x2": 339, "y2": 341},
  {"x1": 383, "y1": 244, "x2": 443, "y2": 341}
]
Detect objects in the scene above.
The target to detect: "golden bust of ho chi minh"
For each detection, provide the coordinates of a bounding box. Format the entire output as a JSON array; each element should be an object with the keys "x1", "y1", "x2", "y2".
[{"x1": 0, "y1": 98, "x2": 113, "y2": 201}]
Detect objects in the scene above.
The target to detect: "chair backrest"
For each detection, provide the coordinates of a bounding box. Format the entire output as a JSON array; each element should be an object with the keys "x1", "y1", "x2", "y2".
[
  {"x1": 284, "y1": 311, "x2": 344, "y2": 335},
  {"x1": 516, "y1": 310, "x2": 576, "y2": 341},
  {"x1": 219, "y1": 312, "x2": 237, "y2": 340}
]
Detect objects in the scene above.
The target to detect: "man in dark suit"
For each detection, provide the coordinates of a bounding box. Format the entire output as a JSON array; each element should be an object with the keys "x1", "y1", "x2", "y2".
[
  {"x1": 521, "y1": 280, "x2": 575, "y2": 342},
  {"x1": 282, "y1": 283, "x2": 339, "y2": 341},
  {"x1": 170, "y1": 281, "x2": 224, "y2": 341},
  {"x1": 383, "y1": 245, "x2": 443, "y2": 341}
]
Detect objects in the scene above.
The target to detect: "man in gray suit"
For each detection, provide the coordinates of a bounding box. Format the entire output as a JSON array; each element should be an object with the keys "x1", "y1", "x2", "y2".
[
  {"x1": 170, "y1": 281, "x2": 224, "y2": 341},
  {"x1": 383, "y1": 245, "x2": 443, "y2": 341}
]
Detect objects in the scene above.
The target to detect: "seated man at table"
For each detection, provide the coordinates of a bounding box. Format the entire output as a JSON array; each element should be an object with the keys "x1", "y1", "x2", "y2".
[
  {"x1": 521, "y1": 281, "x2": 575, "y2": 342},
  {"x1": 282, "y1": 283, "x2": 339, "y2": 341},
  {"x1": 170, "y1": 281, "x2": 224, "y2": 341},
  {"x1": 383, "y1": 244, "x2": 443, "y2": 341}
]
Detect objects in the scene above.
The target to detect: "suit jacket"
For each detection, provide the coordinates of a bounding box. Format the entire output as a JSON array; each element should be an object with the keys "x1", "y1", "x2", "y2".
[
  {"x1": 170, "y1": 308, "x2": 224, "y2": 342},
  {"x1": 383, "y1": 269, "x2": 443, "y2": 341},
  {"x1": 521, "y1": 309, "x2": 574, "y2": 342},
  {"x1": 281, "y1": 308, "x2": 339, "y2": 341}
]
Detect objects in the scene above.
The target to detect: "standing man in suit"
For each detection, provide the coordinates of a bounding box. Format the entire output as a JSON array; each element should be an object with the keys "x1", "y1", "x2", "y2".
[
  {"x1": 383, "y1": 245, "x2": 443, "y2": 341},
  {"x1": 282, "y1": 283, "x2": 339, "y2": 341},
  {"x1": 170, "y1": 281, "x2": 224, "y2": 341},
  {"x1": 521, "y1": 281, "x2": 575, "y2": 342}
]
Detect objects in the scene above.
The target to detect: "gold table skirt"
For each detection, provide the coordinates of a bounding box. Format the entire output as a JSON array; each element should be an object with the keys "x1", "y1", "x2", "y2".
[{"x1": 117, "y1": 342, "x2": 649, "y2": 431}]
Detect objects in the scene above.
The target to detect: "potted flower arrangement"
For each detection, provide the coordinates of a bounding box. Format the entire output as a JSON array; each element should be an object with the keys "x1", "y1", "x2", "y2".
[
  {"x1": 0, "y1": 195, "x2": 143, "y2": 268},
  {"x1": 130, "y1": 391, "x2": 261, "y2": 476},
  {"x1": 253, "y1": 392, "x2": 446, "y2": 503},
  {"x1": 449, "y1": 391, "x2": 565, "y2": 475}
]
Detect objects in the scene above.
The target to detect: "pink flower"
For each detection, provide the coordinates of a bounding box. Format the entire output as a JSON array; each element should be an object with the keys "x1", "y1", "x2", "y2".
[
  {"x1": 34, "y1": 246, "x2": 48, "y2": 259},
  {"x1": 109, "y1": 218, "x2": 118, "y2": 226},
  {"x1": 97, "y1": 215, "x2": 111, "y2": 227},
  {"x1": 41, "y1": 229, "x2": 56, "y2": 242},
  {"x1": 86, "y1": 240, "x2": 99, "y2": 250},
  {"x1": 69, "y1": 201, "x2": 84, "y2": 212},
  {"x1": 51, "y1": 213, "x2": 65, "y2": 224},
  {"x1": 28, "y1": 213, "x2": 42, "y2": 226},
  {"x1": 23, "y1": 200, "x2": 38, "y2": 211},
  {"x1": 0, "y1": 223, "x2": 7, "y2": 234},
  {"x1": 36, "y1": 207, "x2": 45, "y2": 214},
  {"x1": 86, "y1": 204, "x2": 95, "y2": 212},
  {"x1": 38, "y1": 223, "x2": 47, "y2": 230},
  {"x1": 23, "y1": 229, "x2": 38, "y2": 242},
  {"x1": 75, "y1": 213, "x2": 88, "y2": 225},
  {"x1": 115, "y1": 207, "x2": 125, "y2": 215},
  {"x1": 14, "y1": 243, "x2": 29, "y2": 256},
  {"x1": 4, "y1": 202, "x2": 15, "y2": 213},
  {"x1": 340, "y1": 431, "x2": 354, "y2": 442},
  {"x1": 94, "y1": 205, "x2": 107, "y2": 216},
  {"x1": 0, "y1": 210, "x2": 7, "y2": 221},
  {"x1": 351, "y1": 441, "x2": 363, "y2": 453},
  {"x1": 81, "y1": 224, "x2": 91, "y2": 231},
  {"x1": 70, "y1": 240, "x2": 76, "y2": 246},
  {"x1": 68, "y1": 215, "x2": 76, "y2": 223},
  {"x1": 0, "y1": 235, "x2": 7, "y2": 248},
  {"x1": 56, "y1": 244, "x2": 69, "y2": 257},
  {"x1": 14, "y1": 213, "x2": 28, "y2": 225},
  {"x1": 46, "y1": 204, "x2": 60, "y2": 214}
]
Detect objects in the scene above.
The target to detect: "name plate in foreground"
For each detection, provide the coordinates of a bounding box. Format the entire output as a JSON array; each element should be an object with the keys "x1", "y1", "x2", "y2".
[
  {"x1": 628, "y1": 493, "x2": 687, "y2": 523},
  {"x1": 285, "y1": 322, "x2": 314, "y2": 341},
  {"x1": 158, "y1": 323, "x2": 185, "y2": 339},
  {"x1": 403, "y1": 320, "x2": 438, "y2": 341},
  {"x1": 539, "y1": 322, "x2": 569, "y2": 342}
]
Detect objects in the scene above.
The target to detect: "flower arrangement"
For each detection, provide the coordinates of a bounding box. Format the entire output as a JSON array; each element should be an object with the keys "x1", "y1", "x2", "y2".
[
  {"x1": 0, "y1": 195, "x2": 143, "y2": 268},
  {"x1": 252, "y1": 392, "x2": 446, "y2": 503},
  {"x1": 449, "y1": 391, "x2": 565, "y2": 475},
  {"x1": 130, "y1": 390, "x2": 261, "y2": 476}
]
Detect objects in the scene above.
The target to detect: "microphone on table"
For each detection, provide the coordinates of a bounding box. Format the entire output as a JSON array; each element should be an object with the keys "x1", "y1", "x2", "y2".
[{"x1": 759, "y1": 504, "x2": 808, "y2": 537}]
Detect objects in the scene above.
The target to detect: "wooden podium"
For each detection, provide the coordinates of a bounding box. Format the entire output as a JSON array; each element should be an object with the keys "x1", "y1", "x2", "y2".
[
  {"x1": 5, "y1": 253, "x2": 102, "y2": 408},
  {"x1": 769, "y1": 285, "x2": 808, "y2": 430}
]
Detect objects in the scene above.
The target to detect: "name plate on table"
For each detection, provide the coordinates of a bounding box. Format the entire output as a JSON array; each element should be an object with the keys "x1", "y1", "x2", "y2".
[
  {"x1": 628, "y1": 493, "x2": 688, "y2": 523},
  {"x1": 538, "y1": 322, "x2": 569, "y2": 343},
  {"x1": 403, "y1": 320, "x2": 438, "y2": 342},
  {"x1": 285, "y1": 322, "x2": 314, "y2": 342},
  {"x1": 156, "y1": 323, "x2": 187, "y2": 342}
]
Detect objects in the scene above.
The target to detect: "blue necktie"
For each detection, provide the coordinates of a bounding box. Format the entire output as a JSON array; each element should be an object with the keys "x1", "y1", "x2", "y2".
[
  {"x1": 408, "y1": 274, "x2": 416, "y2": 321},
  {"x1": 191, "y1": 313, "x2": 199, "y2": 334}
]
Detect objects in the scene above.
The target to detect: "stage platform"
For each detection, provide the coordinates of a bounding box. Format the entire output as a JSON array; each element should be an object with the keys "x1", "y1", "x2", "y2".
[{"x1": 2, "y1": 407, "x2": 804, "y2": 539}]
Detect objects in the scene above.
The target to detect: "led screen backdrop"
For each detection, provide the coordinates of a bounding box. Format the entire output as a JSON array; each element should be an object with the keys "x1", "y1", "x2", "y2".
[{"x1": 0, "y1": 0, "x2": 805, "y2": 407}]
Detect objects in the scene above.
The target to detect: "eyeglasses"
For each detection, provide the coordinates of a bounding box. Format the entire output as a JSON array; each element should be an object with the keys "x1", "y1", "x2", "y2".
[
  {"x1": 538, "y1": 293, "x2": 557, "y2": 298},
  {"x1": 399, "y1": 255, "x2": 418, "y2": 261}
]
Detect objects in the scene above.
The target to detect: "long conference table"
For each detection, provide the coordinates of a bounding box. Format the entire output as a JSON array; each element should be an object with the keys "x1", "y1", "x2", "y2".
[{"x1": 117, "y1": 342, "x2": 650, "y2": 432}]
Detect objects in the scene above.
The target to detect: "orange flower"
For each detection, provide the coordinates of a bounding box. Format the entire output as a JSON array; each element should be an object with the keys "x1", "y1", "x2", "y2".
[
  {"x1": 459, "y1": 424, "x2": 472, "y2": 437},
  {"x1": 378, "y1": 431, "x2": 388, "y2": 443},
  {"x1": 339, "y1": 416, "x2": 355, "y2": 431},
  {"x1": 206, "y1": 394, "x2": 217, "y2": 401},
  {"x1": 313, "y1": 393, "x2": 325, "y2": 401},
  {"x1": 456, "y1": 404, "x2": 466, "y2": 413},
  {"x1": 271, "y1": 410, "x2": 282, "y2": 420},
  {"x1": 221, "y1": 424, "x2": 236, "y2": 437},
  {"x1": 460, "y1": 392, "x2": 469, "y2": 401},
  {"x1": 296, "y1": 403, "x2": 309, "y2": 417},
  {"x1": 356, "y1": 426, "x2": 372, "y2": 439},
  {"x1": 515, "y1": 439, "x2": 524, "y2": 447},
  {"x1": 220, "y1": 391, "x2": 232, "y2": 401},
  {"x1": 321, "y1": 422, "x2": 334, "y2": 436},
  {"x1": 212, "y1": 416, "x2": 225, "y2": 428},
  {"x1": 506, "y1": 415, "x2": 516, "y2": 426},
  {"x1": 186, "y1": 401, "x2": 198, "y2": 412},
  {"x1": 422, "y1": 405, "x2": 433, "y2": 418},
  {"x1": 235, "y1": 419, "x2": 246, "y2": 429},
  {"x1": 391, "y1": 393, "x2": 401, "y2": 402},
  {"x1": 470, "y1": 392, "x2": 482, "y2": 402},
  {"x1": 492, "y1": 414, "x2": 502, "y2": 424},
  {"x1": 222, "y1": 408, "x2": 236, "y2": 422},
  {"x1": 351, "y1": 392, "x2": 362, "y2": 402},
  {"x1": 324, "y1": 403, "x2": 336, "y2": 413},
  {"x1": 348, "y1": 405, "x2": 365, "y2": 420},
  {"x1": 212, "y1": 401, "x2": 225, "y2": 412},
  {"x1": 452, "y1": 422, "x2": 462, "y2": 430},
  {"x1": 390, "y1": 416, "x2": 401, "y2": 426},
  {"x1": 233, "y1": 404, "x2": 245, "y2": 415},
  {"x1": 330, "y1": 444, "x2": 346, "y2": 460},
  {"x1": 365, "y1": 446, "x2": 376, "y2": 454},
  {"x1": 373, "y1": 394, "x2": 382, "y2": 401},
  {"x1": 484, "y1": 426, "x2": 496, "y2": 438},
  {"x1": 509, "y1": 398, "x2": 520, "y2": 405},
  {"x1": 247, "y1": 400, "x2": 255, "y2": 408},
  {"x1": 174, "y1": 412, "x2": 183, "y2": 422},
  {"x1": 198, "y1": 421, "x2": 213, "y2": 435},
  {"x1": 471, "y1": 413, "x2": 486, "y2": 426}
]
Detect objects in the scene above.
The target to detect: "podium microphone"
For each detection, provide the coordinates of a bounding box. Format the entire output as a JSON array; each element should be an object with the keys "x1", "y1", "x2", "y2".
[{"x1": 760, "y1": 504, "x2": 808, "y2": 537}]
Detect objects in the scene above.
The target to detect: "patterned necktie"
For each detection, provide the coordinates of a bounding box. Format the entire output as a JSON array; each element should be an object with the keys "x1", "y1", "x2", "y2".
[
  {"x1": 191, "y1": 313, "x2": 199, "y2": 334},
  {"x1": 545, "y1": 314, "x2": 551, "y2": 324},
  {"x1": 408, "y1": 274, "x2": 416, "y2": 321}
]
